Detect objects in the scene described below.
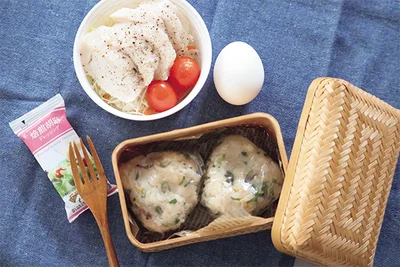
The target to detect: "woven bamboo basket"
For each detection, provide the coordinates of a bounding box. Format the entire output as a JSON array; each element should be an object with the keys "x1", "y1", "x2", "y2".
[
  {"x1": 112, "y1": 113, "x2": 288, "y2": 252},
  {"x1": 272, "y1": 78, "x2": 400, "y2": 267}
]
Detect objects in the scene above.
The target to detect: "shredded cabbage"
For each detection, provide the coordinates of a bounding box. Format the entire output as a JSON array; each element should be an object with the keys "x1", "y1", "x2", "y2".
[{"x1": 91, "y1": 78, "x2": 150, "y2": 115}]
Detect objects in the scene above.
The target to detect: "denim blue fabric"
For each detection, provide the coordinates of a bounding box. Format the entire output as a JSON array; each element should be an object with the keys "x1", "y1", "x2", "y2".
[{"x1": 1, "y1": 0, "x2": 399, "y2": 266}]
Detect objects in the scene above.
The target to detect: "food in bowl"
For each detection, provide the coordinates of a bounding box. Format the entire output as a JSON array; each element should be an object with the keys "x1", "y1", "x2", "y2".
[
  {"x1": 201, "y1": 135, "x2": 283, "y2": 216},
  {"x1": 120, "y1": 151, "x2": 204, "y2": 233},
  {"x1": 80, "y1": 0, "x2": 200, "y2": 115}
]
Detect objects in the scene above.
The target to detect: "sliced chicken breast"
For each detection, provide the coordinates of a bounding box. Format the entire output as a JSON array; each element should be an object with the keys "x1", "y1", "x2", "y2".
[
  {"x1": 131, "y1": 23, "x2": 176, "y2": 80},
  {"x1": 113, "y1": 22, "x2": 175, "y2": 81},
  {"x1": 154, "y1": 0, "x2": 193, "y2": 56},
  {"x1": 84, "y1": 47, "x2": 145, "y2": 103},
  {"x1": 110, "y1": 7, "x2": 159, "y2": 25},
  {"x1": 111, "y1": 23, "x2": 160, "y2": 85},
  {"x1": 80, "y1": 26, "x2": 113, "y2": 65},
  {"x1": 111, "y1": 1, "x2": 193, "y2": 57}
]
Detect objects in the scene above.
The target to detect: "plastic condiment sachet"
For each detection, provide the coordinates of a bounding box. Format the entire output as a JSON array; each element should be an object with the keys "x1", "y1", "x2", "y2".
[{"x1": 9, "y1": 94, "x2": 118, "y2": 222}]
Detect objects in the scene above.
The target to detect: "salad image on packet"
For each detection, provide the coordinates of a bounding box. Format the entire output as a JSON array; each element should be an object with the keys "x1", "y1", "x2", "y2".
[{"x1": 9, "y1": 94, "x2": 118, "y2": 222}]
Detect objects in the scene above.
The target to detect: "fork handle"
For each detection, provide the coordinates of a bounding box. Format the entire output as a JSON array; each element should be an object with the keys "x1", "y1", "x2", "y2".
[{"x1": 96, "y1": 216, "x2": 120, "y2": 267}]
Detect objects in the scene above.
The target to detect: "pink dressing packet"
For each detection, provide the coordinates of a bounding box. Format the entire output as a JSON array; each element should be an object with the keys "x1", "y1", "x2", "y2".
[{"x1": 9, "y1": 94, "x2": 118, "y2": 222}]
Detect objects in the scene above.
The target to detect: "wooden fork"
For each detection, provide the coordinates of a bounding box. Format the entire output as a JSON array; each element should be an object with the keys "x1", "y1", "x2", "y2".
[{"x1": 69, "y1": 136, "x2": 119, "y2": 267}]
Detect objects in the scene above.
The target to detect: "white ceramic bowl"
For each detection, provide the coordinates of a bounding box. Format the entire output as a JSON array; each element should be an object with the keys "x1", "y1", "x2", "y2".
[{"x1": 73, "y1": 0, "x2": 212, "y2": 121}]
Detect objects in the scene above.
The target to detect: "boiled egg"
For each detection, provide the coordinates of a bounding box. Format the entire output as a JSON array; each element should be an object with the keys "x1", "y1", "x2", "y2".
[{"x1": 213, "y1": 42, "x2": 264, "y2": 105}]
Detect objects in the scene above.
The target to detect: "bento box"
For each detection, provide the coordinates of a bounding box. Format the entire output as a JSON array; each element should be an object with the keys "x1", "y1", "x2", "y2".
[
  {"x1": 112, "y1": 77, "x2": 400, "y2": 267},
  {"x1": 112, "y1": 113, "x2": 288, "y2": 252}
]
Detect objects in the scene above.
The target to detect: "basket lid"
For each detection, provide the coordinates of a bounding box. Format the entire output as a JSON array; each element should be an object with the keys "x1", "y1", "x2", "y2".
[{"x1": 271, "y1": 78, "x2": 400, "y2": 267}]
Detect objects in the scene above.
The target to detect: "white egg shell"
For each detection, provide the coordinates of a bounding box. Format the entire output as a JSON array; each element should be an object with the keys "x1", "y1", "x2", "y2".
[{"x1": 213, "y1": 42, "x2": 264, "y2": 105}]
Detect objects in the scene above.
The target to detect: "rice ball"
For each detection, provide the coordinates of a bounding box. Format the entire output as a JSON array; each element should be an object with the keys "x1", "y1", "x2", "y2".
[
  {"x1": 201, "y1": 135, "x2": 283, "y2": 216},
  {"x1": 120, "y1": 151, "x2": 203, "y2": 233}
]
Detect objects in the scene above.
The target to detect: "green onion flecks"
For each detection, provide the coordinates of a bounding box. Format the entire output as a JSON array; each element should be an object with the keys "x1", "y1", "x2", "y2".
[
  {"x1": 155, "y1": 206, "x2": 163, "y2": 215},
  {"x1": 141, "y1": 188, "x2": 146, "y2": 198},
  {"x1": 160, "y1": 161, "x2": 171, "y2": 168},
  {"x1": 179, "y1": 176, "x2": 186, "y2": 186},
  {"x1": 184, "y1": 180, "x2": 193, "y2": 187},
  {"x1": 161, "y1": 182, "x2": 170, "y2": 193},
  {"x1": 217, "y1": 153, "x2": 226, "y2": 165}
]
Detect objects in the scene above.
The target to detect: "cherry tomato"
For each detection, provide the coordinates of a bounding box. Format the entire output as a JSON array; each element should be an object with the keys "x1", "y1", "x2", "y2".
[
  {"x1": 55, "y1": 167, "x2": 65, "y2": 178},
  {"x1": 168, "y1": 56, "x2": 200, "y2": 94},
  {"x1": 146, "y1": 81, "x2": 178, "y2": 112}
]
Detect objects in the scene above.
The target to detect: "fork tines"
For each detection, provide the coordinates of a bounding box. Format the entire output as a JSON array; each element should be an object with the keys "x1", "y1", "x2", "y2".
[{"x1": 69, "y1": 136, "x2": 104, "y2": 187}]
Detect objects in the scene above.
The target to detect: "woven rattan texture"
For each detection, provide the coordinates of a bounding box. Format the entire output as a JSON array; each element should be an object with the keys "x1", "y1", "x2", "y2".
[{"x1": 280, "y1": 78, "x2": 400, "y2": 267}]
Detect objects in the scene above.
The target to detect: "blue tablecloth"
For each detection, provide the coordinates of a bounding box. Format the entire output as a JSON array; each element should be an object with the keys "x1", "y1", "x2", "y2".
[{"x1": 1, "y1": 0, "x2": 399, "y2": 266}]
